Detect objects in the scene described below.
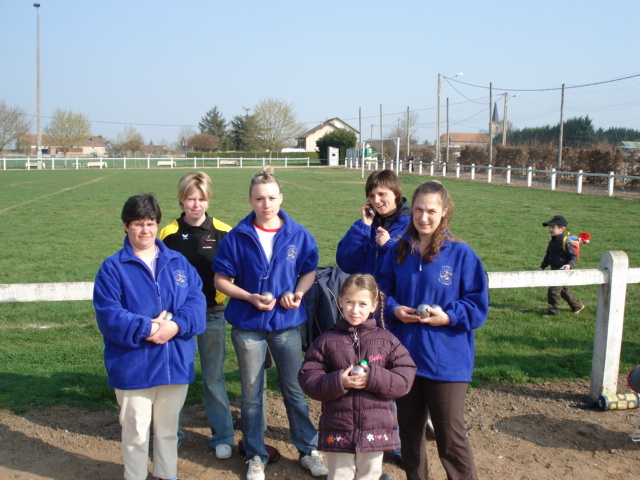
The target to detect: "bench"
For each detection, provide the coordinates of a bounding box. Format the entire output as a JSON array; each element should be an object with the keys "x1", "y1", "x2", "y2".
[
  {"x1": 86, "y1": 161, "x2": 107, "y2": 168},
  {"x1": 157, "y1": 160, "x2": 176, "y2": 167},
  {"x1": 25, "y1": 160, "x2": 44, "y2": 170},
  {"x1": 220, "y1": 160, "x2": 238, "y2": 166}
]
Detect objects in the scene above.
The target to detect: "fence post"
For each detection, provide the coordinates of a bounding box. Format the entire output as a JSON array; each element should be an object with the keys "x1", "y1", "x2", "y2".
[
  {"x1": 418, "y1": 160, "x2": 423, "y2": 175},
  {"x1": 527, "y1": 166, "x2": 532, "y2": 187},
  {"x1": 51, "y1": 157, "x2": 55, "y2": 170},
  {"x1": 456, "y1": 163, "x2": 460, "y2": 178},
  {"x1": 577, "y1": 169, "x2": 583, "y2": 193},
  {"x1": 240, "y1": 157, "x2": 243, "y2": 168},
  {"x1": 2, "y1": 157, "x2": 5, "y2": 170},
  {"x1": 506, "y1": 165, "x2": 511, "y2": 184},
  {"x1": 123, "y1": 157, "x2": 127, "y2": 169},
  {"x1": 147, "y1": 156, "x2": 150, "y2": 169},
  {"x1": 307, "y1": 157, "x2": 310, "y2": 168},
  {"x1": 550, "y1": 168, "x2": 556, "y2": 190},
  {"x1": 170, "y1": 156, "x2": 174, "y2": 169},
  {"x1": 590, "y1": 251, "x2": 629, "y2": 400},
  {"x1": 470, "y1": 164, "x2": 475, "y2": 181},
  {"x1": 217, "y1": 157, "x2": 220, "y2": 168},
  {"x1": 285, "y1": 157, "x2": 288, "y2": 168},
  {"x1": 607, "y1": 172, "x2": 614, "y2": 196},
  {"x1": 442, "y1": 163, "x2": 447, "y2": 177},
  {"x1": 487, "y1": 165, "x2": 492, "y2": 183},
  {"x1": 430, "y1": 162, "x2": 434, "y2": 177}
]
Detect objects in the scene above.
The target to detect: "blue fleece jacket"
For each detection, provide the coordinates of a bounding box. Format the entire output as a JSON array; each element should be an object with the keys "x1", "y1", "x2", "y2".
[
  {"x1": 335, "y1": 199, "x2": 410, "y2": 275},
  {"x1": 93, "y1": 237, "x2": 206, "y2": 390},
  {"x1": 211, "y1": 209, "x2": 318, "y2": 331},
  {"x1": 377, "y1": 238, "x2": 488, "y2": 382}
]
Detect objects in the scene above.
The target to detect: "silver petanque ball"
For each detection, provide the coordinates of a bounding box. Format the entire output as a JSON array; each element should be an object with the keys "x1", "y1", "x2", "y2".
[
  {"x1": 351, "y1": 364, "x2": 365, "y2": 375},
  {"x1": 164, "y1": 311, "x2": 173, "y2": 321},
  {"x1": 282, "y1": 291, "x2": 295, "y2": 301},
  {"x1": 431, "y1": 304, "x2": 443, "y2": 313},
  {"x1": 416, "y1": 303, "x2": 431, "y2": 318},
  {"x1": 260, "y1": 292, "x2": 274, "y2": 304}
]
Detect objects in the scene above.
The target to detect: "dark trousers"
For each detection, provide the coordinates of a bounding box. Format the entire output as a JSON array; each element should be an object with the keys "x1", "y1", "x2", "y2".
[
  {"x1": 397, "y1": 377, "x2": 477, "y2": 480},
  {"x1": 547, "y1": 285, "x2": 582, "y2": 314}
]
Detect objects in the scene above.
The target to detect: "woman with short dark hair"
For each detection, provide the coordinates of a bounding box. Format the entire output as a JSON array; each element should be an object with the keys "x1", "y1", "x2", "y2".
[{"x1": 94, "y1": 193, "x2": 206, "y2": 480}]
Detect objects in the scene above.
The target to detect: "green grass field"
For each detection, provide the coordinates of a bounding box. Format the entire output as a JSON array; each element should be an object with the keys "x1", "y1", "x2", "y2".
[{"x1": 1, "y1": 167, "x2": 639, "y2": 413}]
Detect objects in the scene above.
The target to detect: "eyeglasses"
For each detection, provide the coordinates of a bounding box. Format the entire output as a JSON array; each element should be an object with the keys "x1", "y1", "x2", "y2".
[{"x1": 129, "y1": 221, "x2": 158, "y2": 230}]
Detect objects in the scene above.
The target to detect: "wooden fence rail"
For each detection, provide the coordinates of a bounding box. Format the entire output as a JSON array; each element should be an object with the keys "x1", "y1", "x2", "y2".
[{"x1": 1, "y1": 251, "x2": 639, "y2": 401}]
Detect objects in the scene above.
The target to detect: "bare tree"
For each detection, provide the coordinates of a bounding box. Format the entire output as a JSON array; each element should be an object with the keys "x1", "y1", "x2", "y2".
[
  {"x1": 188, "y1": 133, "x2": 218, "y2": 152},
  {"x1": 253, "y1": 98, "x2": 304, "y2": 156},
  {"x1": 113, "y1": 126, "x2": 144, "y2": 156},
  {"x1": 45, "y1": 108, "x2": 91, "y2": 157},
  {"x1": 387, "y1": 111, "x2": 420, "y2": 147},
  {"x1": 0, "y1": 100, "x2": 32, "y2": 152},
  {"x1": 177, "y1": 125, "x2": 196, "y2": 151}
]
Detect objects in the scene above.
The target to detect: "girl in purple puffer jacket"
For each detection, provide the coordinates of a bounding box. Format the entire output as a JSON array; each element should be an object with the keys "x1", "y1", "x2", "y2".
[{"x1": 299, "y1": 274, "x2": 416, "y2": 480}]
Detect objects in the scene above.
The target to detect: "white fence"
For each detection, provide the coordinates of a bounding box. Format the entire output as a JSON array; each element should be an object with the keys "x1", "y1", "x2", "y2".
[
  {"x1": 345, "y1": 157, "x2": 640, "y2": 198},
  {"x1": 2, "y1": 156, "x2": 316, "y2": 170},
  {"x1": 1, "y1": 251, "x2": 638, "y2": 402}
]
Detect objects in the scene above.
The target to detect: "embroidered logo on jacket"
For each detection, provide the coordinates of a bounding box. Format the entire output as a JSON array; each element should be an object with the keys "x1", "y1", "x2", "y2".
[
  {"x1": 202, "y1": 235, "x2": 216, "y2": 249},
  {"x1": 181, "y1": 234, "x2": 189, "y2": 240},
  {"x1": 174, "y1": 270, "x2": 188, "y2": 288},
  {"x1": 368, "y1": 354, "x2": 384, "y2": 364},
  {"x1": 287, "y1": 244, "x2": 298, "y2": 263},
  {"x1": 439, "y1": 265, "x2": 453, "y2": 285}
]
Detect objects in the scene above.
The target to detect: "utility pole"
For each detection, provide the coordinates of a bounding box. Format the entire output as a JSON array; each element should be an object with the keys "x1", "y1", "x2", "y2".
[
  {"x1": 406, "y1": 106, "x2": 410, "y2": 158},
  {"x1": 379, "y1": 104, "x2": 383, "y2": 159},
  {"x1": 436, "y1": 73, "x2": 441, "y2": 163},
  {"x1": 502, "y1": 92, "x2": 508, "y2": 146},
  {"x1": 557, "y1": 83, "x2": 565, "y2": 169},
  {"x1": 488, "y1": 82, "x2": 493, "y2": 165},
  {"x1": 446, "y1": 98, "x2": 450, "y2": 164},
  {"x1": 34, "y1": 3, "x2": 41, "y2": 159}
]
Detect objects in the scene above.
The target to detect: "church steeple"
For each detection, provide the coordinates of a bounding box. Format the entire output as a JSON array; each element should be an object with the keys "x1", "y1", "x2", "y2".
[{"x1": 492, "y1": 102, "x2": 500, "y2": 123}]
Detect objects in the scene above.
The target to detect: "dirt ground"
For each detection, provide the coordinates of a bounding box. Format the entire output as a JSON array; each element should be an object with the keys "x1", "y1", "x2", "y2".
[{"x1": 1, "y1": 377, "x2": 639, "y2": 480}]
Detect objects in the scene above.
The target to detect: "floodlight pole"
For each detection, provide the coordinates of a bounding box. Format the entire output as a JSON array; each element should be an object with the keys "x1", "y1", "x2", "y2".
[{"x1": 34, "y1": 3, "x2": 41, "y2": 160}]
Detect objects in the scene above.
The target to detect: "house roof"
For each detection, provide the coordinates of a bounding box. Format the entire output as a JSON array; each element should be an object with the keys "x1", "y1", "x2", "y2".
[
  {"x1": 441, "y1": 133, "x2": 490, "y2": 143},
  {"x1": 24, "y1": 134, "x2": 105, "y2": 147},
  {"x1": 298, "y1": 117, "x2": 359, "y2": 138}
]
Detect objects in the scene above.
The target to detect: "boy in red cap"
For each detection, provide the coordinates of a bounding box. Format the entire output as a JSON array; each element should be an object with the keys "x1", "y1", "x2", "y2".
[{"x1": 538, "y1": 215, "x2": 585, "y2": 316}]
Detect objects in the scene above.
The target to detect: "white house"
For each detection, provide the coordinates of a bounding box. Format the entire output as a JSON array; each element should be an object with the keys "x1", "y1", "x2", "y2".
[{"x1": 296, "y1": 118, "x2": 359, "y2": 153}]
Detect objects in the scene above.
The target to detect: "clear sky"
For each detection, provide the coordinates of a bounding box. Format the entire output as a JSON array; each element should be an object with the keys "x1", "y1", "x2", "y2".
[{"x1": 3, "y1": 0, "x2": 639, "y2": 147}]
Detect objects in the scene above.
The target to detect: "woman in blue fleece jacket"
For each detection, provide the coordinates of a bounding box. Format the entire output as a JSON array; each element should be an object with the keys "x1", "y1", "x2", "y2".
[
  {"x1": 377, "y1": 181, "x2": 489, "y2": 480},
  {"x1": 93, "y1": 194, "x2": 206, "y2": 480},
  {"x1": 212, "y1": 167, "x2": 327, "y2": 480},
  {"x1": 336, "y1": 169, "x2": 410, "y2": 276}
]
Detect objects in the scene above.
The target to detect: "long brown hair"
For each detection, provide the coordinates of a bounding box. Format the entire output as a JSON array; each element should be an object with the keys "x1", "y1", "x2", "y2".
[
  {"x1": 339, "y1": 274, "x2": 386, "y2": 329},
  {"x1": 397, "y1": 181, "x2": 456, "y2": 265}
]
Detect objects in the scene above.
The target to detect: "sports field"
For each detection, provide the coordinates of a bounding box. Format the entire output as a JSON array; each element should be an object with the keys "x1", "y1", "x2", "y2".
[{"x1": 1, "y1": 167, "x2": 639, "y2": 413}]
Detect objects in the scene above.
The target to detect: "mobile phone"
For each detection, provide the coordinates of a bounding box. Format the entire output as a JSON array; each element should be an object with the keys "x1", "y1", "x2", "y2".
[{"x1": 368, "y1": 206, "x2": 375, "y2": 217}]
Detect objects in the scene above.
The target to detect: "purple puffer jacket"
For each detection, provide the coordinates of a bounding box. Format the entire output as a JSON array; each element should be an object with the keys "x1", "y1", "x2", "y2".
[{"x1": 298, "y1": 317, "x2": 416, "y2": 453}]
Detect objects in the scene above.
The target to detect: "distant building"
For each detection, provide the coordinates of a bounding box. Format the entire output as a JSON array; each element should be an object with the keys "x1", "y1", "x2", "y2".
[
  {"x1": 439, "y1": 133, "x2": 490, "y2": 148},
  {"x1": 21, "y1": 134, "x2": 106, "y2": 156},
  {"x1": 296, "y1": 117, "x2": 359, "y2": 152},
  {"x1": 141, "y1": 144, "x2": 171, "y2": 156}
]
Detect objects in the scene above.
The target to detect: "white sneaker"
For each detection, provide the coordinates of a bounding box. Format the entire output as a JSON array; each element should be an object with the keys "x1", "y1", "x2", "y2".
[
  {"x1": 300, "y1": 450, "x2": 329, "y2": 477},
  {"x1": 215, "y1": 444, "x2": 232, "y2": 459},
  {"x1": 246, "y1": 455, "x2": 266, "y2": 480}
]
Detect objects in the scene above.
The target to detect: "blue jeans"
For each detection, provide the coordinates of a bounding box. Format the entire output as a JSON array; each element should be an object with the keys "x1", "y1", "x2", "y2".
[
  {"x1": 198, "y1": 311, "x2": 234, "y2": 448},
  {"x1": 231, "y1": 326, "x2": 318, "y2": 463}
]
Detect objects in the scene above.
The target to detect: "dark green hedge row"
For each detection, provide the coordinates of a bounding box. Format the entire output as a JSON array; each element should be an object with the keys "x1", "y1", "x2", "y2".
[{"x1": 186, "y1": 151, "x2": 319, "y2": 159}]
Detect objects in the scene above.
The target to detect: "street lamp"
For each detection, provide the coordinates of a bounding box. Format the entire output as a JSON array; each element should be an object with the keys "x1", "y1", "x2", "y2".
[{"x1": 34, "y1": 3, "x2": 41, "y2": 159}]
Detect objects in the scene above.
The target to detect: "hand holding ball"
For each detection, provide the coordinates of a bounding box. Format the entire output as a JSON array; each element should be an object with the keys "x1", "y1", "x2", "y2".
[
  {"x1": 281, "y1": 291, "x2": 295, "y2": 301},
  {"x1": 260, "y1": 292, "x2": 274, "y2": 304},
  {"x1": 416, "y1": 304, "x2": 430, "y2": 318}
]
